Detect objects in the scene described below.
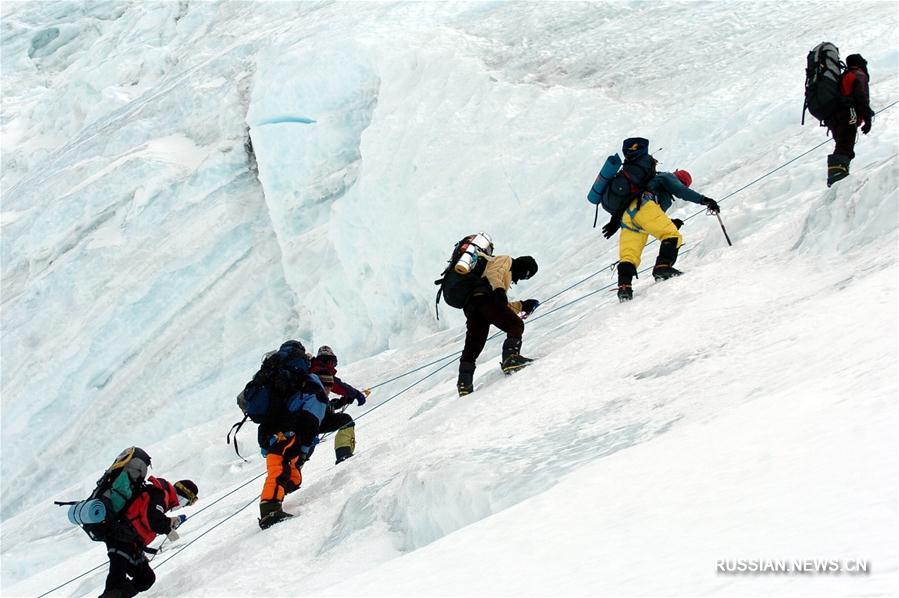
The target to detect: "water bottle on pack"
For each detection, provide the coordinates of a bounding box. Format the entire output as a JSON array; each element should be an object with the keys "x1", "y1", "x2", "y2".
[{"x1": 453, "y1": 232, "x2": 494, "y2": 275}]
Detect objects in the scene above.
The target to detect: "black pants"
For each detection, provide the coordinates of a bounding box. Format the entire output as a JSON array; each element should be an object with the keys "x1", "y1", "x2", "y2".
[
  {"x1": 101, "y1": 545, "x2": 155, "y2": 598},
  {"x1": 461, "y1": 295, "x2": 525, "y2": 364},
  {"x1": 319, "y1": 411, "x2": 354, "y2": 434},
  {"x1": 826, "y1": 110, "x2": 858, "y2": 159}
]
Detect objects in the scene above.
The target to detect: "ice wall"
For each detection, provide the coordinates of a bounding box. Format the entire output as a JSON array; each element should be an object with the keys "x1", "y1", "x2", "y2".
[{"x1": 1, "y1": 0, "x2": 897, "y2": 534}]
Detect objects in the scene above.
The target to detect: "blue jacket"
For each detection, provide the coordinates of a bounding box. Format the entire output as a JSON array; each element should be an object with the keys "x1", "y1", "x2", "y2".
[{"x1": 646, "y1": 172, "x2": 707, "y2": 213}]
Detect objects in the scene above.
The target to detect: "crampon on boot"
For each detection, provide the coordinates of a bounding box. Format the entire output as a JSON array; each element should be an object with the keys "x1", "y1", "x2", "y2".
[
  {"x1": 501, "y1": 354, "x2": 534, "y2": 374},
  {"x1": 500, "y1": 337, "x2": 533, "y2": 374},
  {"x1": 652, "y1": 238, "x2": 683, "y2": 281},
  {"x1": 652, "y1": 265, "x2": 683, "y2": 281},
  {"x1": 827, "y1": 154, "x2": 850, "y2": 188},
  {"x1": 457, "y1": 361, "x2": 475, "y2": 396},
  {"x1": 617, "y1": 261, "x2": 637, "y2": 301},
  {"x1": 335, "y1": 446, "x2": 353, "y2": 464},
  {"x1": 258, "y1": 501, "x2": 294, "y2": 530}
]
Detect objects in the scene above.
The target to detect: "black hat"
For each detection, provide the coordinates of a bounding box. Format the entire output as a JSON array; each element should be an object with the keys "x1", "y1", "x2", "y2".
[
  {"x1": 846, "y1": 54, "x2": 867, "y2": 70},
  {"x1": 511, "y1": 256, "x2": 538, "y2": 282},
  {"x1": 279, "y1": 340, "x2": 306, "y2": 358},
  {"x1": 280, "y1": 339, "x2": 304, "y2": 351},
  {"x1": 174, "y1": 480, "x2": 198, "y2": 506}
]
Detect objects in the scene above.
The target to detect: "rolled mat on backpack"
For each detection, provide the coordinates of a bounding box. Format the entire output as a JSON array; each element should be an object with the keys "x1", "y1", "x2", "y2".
[
  {"x1": 68, "y1": 498, "x2": 107, "y2": 526},
  {"x1": 587, "y1": 154, "x2": 622, "y2": 205}
]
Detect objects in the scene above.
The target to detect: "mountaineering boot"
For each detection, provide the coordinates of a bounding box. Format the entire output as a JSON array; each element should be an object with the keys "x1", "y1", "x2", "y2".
[
  {"x1": 334, "y1": 424, "x2": 356, "y2": 464},
  {"x1": 258, "y1": 500, "x2": 293, "y2": 530},
  {"x1": 827, "y1": 154, "x2": 850, "y2": 187},
  {"x1": 457, "y1": 361, "x2": 475, "y2": 396},
  {"x1": 335, "y1": 447, "x2": 353, "y2": 464},
  {"x1": 500, "y1": 336, "x2": 533, "y2": 374},
  {"x1": 652, "y1": 238, "x2": 682, "y2": 281},
  {"x1": 617, "y1": 261, "x2": 637, "y2": 302},
  {"x1": 501, "y1": 354, "x2": 534, "y2": 374}
]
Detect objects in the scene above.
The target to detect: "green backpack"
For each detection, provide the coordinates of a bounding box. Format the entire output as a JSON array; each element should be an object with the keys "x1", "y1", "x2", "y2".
[{"x1": 57, "y1": 447, "x2": 152, "y2": 542}]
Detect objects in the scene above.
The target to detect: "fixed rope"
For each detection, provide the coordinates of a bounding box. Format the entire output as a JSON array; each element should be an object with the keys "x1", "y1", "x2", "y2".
[{"x1": 38, "y1": 96, "x2": 897, "y2": 597}]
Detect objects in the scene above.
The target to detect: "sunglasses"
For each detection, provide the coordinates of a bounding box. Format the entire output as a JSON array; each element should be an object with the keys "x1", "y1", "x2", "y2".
[{"x1": 175, "y1": 482, "x2": 198, "y2": 507}]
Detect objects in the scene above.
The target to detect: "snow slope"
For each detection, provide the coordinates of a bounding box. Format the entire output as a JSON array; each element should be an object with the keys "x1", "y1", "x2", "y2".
[{"x1": 1, "y1": 1, "x2": 897, "y2": 596}]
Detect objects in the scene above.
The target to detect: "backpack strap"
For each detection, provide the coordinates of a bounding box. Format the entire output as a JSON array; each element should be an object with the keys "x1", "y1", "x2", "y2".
[
  {"x1": 433, "y1": 264, "x2": 451, "y2": 320},
  {"x1": 434, "y1": 286, "x2": 443, "y2": 320},
  {"x1": 226, "y1": 415, "x2": 249, "y2": 462}
]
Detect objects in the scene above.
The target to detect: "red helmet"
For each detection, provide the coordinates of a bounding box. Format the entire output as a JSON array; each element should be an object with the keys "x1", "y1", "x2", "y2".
[
  {"x1": 674, "y1": 169, "x2": 693, "y2": 187},
  {"x1": 674, "y1": 169, "x2": 692, "y2": 187}
]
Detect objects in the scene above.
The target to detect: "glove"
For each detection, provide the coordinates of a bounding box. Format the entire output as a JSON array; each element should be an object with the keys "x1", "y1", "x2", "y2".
[
  {"x1": 167, "y1": 512, "x2": 186, "y2": 540},
  {"x1": 330, "y1": 397, "x2": 350, "y2": 410},
  {"x1": 861, "y1": 120, "x2": 871, "y2": 135},
  {"x1": 702, "y1": 198, "x2": 720, "y2": 214},
  {"x1": 521, "y1": 299, "x2": 539, "y2": 316},
  {"x1": 354, "y1": 389, "x2": 367, "y2": 407},
  {"x1": 493, "y1": 288, "x2": 508, "y2": 305},
  {"x1": 601, "y1": 212, "x2": 622, "y2": 239},
  {"x1": 671, "y1": 218, "x2": 684, "y2": 230},
  {"x1": 170, "y1": 514, "x2": 187, "y2": 529}
]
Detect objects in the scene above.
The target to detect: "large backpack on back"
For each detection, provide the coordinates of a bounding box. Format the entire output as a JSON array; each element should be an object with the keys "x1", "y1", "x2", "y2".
[
  {"x1": 434, "y1": 233, "x2": 494, "y2": 319},
  {"x1": 57, "y1": 447, "x2": 151, "y2": 542},
  {"x1": 804, "y1": 42, "x2": 845, "y2": 124},
  {"x1": 596, "y1": 138, "x2": 657, "y2": 215},
  {"x1": 227, "y1": 342, "x2": 311, "y2": 459}
]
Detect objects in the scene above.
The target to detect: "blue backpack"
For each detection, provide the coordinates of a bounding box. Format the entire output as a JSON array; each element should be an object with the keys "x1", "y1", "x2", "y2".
[
  {"x1": 587, "y1": 138, "x2": 657, "y2": 221},
  {"x1": 227, "y1": 341, "x2": 313, "y2": 458}
]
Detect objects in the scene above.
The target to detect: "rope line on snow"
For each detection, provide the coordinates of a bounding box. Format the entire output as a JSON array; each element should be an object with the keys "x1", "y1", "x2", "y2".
[
  {"x1": 38, "y1": 239, "x2": 678, "y2": 598},
  {"x1": 153, "y1": 496, "x2": 259, "y2": 570},
  {"x1": 36, "y1": 562, "x2": 107, "y2": 598},
  {"x1": 37, "y1": 96, "x2": 898, "y2": 598}
]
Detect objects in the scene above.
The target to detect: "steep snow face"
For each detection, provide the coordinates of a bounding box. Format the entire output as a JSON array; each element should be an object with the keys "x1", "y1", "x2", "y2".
[{"x1": 2, "y1": 0, "x2": 898, "y2": 596}]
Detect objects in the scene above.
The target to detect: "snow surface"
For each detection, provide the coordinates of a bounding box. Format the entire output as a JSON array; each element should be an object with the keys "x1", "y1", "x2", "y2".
[{"x1": 1, "y1": 1, "x2": 897, "y2": 596}]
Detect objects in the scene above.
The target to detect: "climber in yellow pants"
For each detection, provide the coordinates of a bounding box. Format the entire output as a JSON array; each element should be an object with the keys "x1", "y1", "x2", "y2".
[
  {"x1": 619, "y1": 196, "x2": 682, "y2": 268},
  {"x1": 614, "y1": 170, "x2": 720, "y2": 301},
  {"x1": 310, "y1": 345, "x2": 370, "y2": 464}
]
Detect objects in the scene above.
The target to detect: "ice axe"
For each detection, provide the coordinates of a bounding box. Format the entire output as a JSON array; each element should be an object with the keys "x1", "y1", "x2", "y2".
[{"x1": 714, "y1": 211, "x2": 733, "y2": 246}]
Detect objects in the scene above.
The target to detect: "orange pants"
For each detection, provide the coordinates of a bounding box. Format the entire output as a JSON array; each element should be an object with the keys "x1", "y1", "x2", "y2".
[{"x1": 260, "y1": 435, "x2": 302, "y2": 502}]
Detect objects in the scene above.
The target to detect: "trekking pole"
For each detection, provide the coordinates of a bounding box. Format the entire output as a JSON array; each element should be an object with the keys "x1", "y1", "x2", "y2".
[{"x1": 715, "y1": 212, "x2": 733, "y2": 246}]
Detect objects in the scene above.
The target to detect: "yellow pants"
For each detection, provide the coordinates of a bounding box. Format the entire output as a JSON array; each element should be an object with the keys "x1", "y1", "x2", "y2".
[
  {"x1": 619, "y1": 199, "x2": 683, "y2": 268},
  {"x1": 334, "y1": 425, "x2": 356, "y2": 455}
]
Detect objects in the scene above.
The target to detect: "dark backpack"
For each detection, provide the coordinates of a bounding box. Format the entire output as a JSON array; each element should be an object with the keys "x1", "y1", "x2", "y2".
[
  {"x1": 804, "y1": 42, "x2": 844, "y2": 124},
  {"x1": 56, "y1": 447, "x2": 151, "y2": 543},
  {"x1": 600, "y1": 138, "x2": 657, "y2": 215},
  {"x1": 434, "y1": 234, "x2": 493, "y2": 319},
  {"x1": 227, "y1": 342, "x2": 311, "y2": 459}
]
